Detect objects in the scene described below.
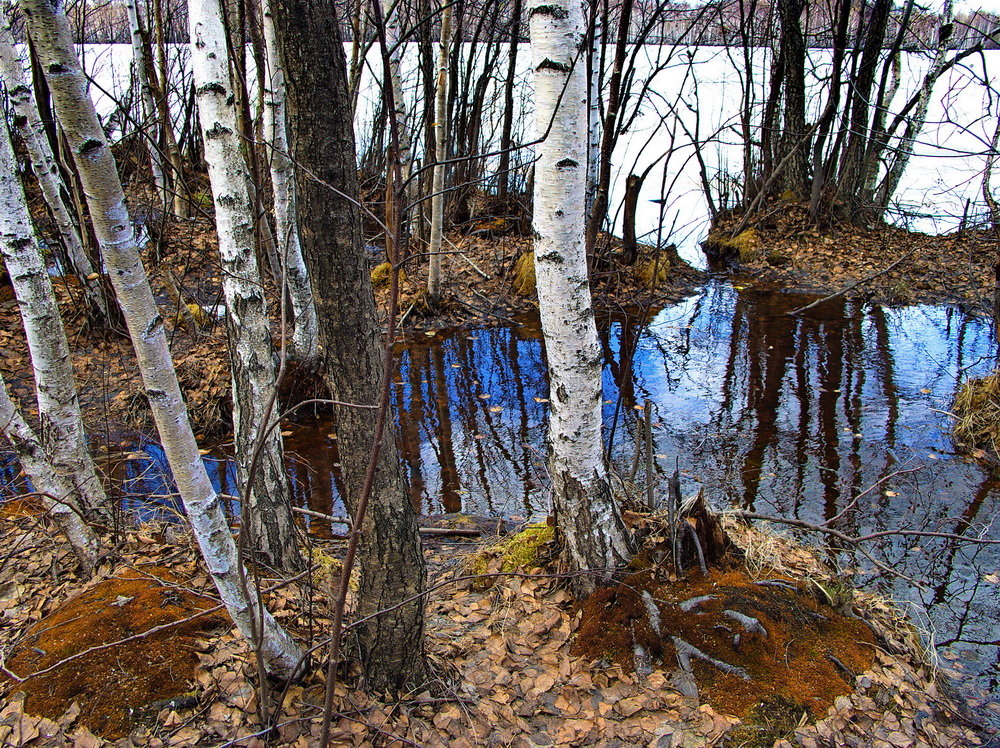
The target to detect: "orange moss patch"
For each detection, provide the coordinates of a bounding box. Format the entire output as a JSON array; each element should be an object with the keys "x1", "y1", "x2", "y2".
[
  {"x1": 573, "y1": 565, "x2": 876, "y2": 720},
  {"x1": 3, "y1": 566, "x2": 226, "y2": 739}
]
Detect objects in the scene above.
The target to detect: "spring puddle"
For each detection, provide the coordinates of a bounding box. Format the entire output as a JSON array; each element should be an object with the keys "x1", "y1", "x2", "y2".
[{"x1": 2, "y1": 280, "x2": 998, "y2": 728}]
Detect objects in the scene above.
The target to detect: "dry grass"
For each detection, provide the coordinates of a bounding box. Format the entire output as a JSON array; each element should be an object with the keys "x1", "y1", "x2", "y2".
[{"x1": 952, "y1": 371, "x2": 1000, "y2": 453}]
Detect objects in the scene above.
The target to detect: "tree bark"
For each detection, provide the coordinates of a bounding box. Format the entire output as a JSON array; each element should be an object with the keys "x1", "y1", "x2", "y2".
[
  {"x1": 0, "y1": 13, "x2": 107, "y2": 320},
  {"x1": 188, "y1": 0, "x2": 302, "y2": 572},
  {"x1": 426, "y1": 0, "x2": 452, "y2": 300},
  {"x1": 19, "y1": 0, "x2": 303, "y2": 679},
  {"x1": 0, "y1": 101, "x2": 107, "y2": 519},
  {"x1": 125, "y1": 0, "x2": 167, "y2": 212},
  {"x1": 529, "y1": 0, "x2": 632, "y2": 598},
  {"x1": 272, "y1": 0, "x2": 427, "y2": 692},
  {"x1": 261, "y1": 0, "x2": 319, "y2": 363},
  {"x1": 0, "y1": 372, "x2": 98, "y2": 570}
]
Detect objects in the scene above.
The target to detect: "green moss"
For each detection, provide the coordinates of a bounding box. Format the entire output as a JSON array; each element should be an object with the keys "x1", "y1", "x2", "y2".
[
  {"x1": 635, "y1": 256, "x2": 671, "y2": 287},
  {"x1": 498, "y1": 523, "x2": 554, "y2": 573},
  {"x1": 466, "y1": 522, "x2": 555, "y2": 588},
  {"x1": 370, "y1": 261, "x2": 406, "y2": 289}
]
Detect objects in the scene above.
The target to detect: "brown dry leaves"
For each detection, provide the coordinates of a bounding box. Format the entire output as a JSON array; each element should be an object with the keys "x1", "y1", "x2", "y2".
[
  {"x1": 720, "y1": 204, "x2": 996, "y2": 309},
  {"x1": 0, "y1": 509, "x2": 988, "y2": 747}
]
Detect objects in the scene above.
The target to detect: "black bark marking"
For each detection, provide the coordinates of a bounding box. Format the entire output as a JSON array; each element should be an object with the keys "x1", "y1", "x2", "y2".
[
  {"x1": 205, "y1": 122, "x2": 232, "y2": 139},
  {"x1": 556, "y1": 158, "x2": 578, "y2": 168},
  {"x1": 78, "y1": 139, "x2": 103, "y2": 156},
  {"x1": 144, "y1": 314, "x2": 164, "y2": 337},
  {"x1": 46, "y1": 63, "x2": 67, "y2": 74},
  {"x1": 198, "y1": 82, "x2": 227, "y2": 95},
  {"x1": 536, "y1": 58, "x2": 571, "y2": 73},
  {"x1": 530, "y1": 5, "x2": 568, "y2": 19},
  {"x1": 146, "y1": 388, "x2": 167, "y2": 401}
]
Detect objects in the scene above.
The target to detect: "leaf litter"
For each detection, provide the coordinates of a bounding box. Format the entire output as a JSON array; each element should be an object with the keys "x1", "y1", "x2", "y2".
[{"x1": 0, "y1": 498, "x2": 988, "y2": 747}]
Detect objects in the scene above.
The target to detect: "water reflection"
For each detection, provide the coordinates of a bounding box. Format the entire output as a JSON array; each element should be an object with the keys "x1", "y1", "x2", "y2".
[{"x1": 2, "y1": 281, "x2": 998, "y2": 723}]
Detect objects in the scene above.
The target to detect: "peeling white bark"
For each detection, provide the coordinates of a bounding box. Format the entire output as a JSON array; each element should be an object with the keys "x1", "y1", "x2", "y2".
[
  {"x1": 426, "y1": 0, "x2": 452, "y2": 298},
  {"x1": 0, "y1": 14, "x2": 106, "y2": 318},
  {"x1": 261, "y1": 0, "x2": 318, "y2": 362},
  {"x1": 529, "y1": 0, "x2": 631, "y2": 595},
  {"x1": 0, "y1": 373, "x2": 99, "y2": 570},
  {"x1": 0, "y1": 106, "x2": 107, "y2": 518},
  {"x1": 20, "y1": 0, "x2": 302, "y2": 678},
  {"x1": 188, "y1": 0, "x2": 301, "y2": 571}
]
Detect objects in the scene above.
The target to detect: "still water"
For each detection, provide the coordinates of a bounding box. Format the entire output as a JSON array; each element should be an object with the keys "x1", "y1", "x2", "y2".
[{"x1": 2, "y1": 280, "x2": 998, "y2": 725}]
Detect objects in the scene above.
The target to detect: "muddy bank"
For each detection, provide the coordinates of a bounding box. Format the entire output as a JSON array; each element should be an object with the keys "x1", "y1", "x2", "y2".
[{"x1": 703, "y1": 204, "x2": 997, "y2": 311}]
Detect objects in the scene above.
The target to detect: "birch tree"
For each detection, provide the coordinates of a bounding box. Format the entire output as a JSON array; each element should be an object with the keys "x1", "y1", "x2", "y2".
[
  {"x1": 0, "y1": 111, "x2": 108, "y2": 518},
  {"x1": 529, "y1": 0, "x2": 632, "y2": 597},
  {"x1": 426, "y1": 0, "x2": 452, "y2": 300},
  {"x1": 18, "y1": 0, "x2": 303, "y2": 678},
  {"x1": 0, "y1": 373, "x2": 98, "y2": 570},
  {"x1": 260, "y1": 0, "x2": 319, "y2": 363},
  {"x1": 0, "y1": 13, "x2": 107, "y2": 320},
  {"x1": 188, "y1": 0, "x2": 301, "y2": 572}
]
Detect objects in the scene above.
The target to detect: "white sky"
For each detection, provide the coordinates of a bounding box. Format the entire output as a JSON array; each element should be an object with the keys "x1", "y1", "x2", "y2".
[{"x1": 947, "y1": 0, "x2": 1000, "y2": 12}]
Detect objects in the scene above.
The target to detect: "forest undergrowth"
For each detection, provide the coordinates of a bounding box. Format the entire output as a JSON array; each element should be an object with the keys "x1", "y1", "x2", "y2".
[{"x1": 0, "y1": 495, "x2": 987, "y2": 746}]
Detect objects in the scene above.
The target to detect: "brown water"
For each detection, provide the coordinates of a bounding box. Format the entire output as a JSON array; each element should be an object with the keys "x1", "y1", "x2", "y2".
[{"x1": 3, "y1": 280, "x2": 998, "y2": 729}]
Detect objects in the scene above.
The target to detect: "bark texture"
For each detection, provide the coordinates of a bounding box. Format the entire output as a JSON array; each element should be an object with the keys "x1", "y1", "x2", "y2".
[
  {"x1": 125, "y1": 0, "x2": 167, "y2": 210},
  {"x1": 0, "y1": 12, "x2": 107, "y2": 319},
  {"x1": 261, "y1": 0, "x2": 319, "y2": 363},
  {"x1": 426, "y1": 0, "x2": 452, "y2": 298},
  {"x1": 188, "y1": 0, "x2": 301, "y2": 572},
  {"x1": 529, "y1": 0, "x2": 632, "y2": 597},
  {"x1": 0, "y1": 372, "x2": 98, "y2": 569},
  {"x1": 0, "y1": 102, "x2": 107, "y2": 518},
  {"x1": 272, "y1": 0, "x2": 427, "y2": 692},
  {"x1": 20, "y1": 0, "x2": 303, "y2": 678}
]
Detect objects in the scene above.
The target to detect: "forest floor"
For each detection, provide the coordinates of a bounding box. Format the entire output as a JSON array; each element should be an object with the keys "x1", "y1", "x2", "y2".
[
  {"x1": 0, "y1": 497, "x2": 991, "y2": 747},
  {"x1": 704, "y1": 203, "x2": 998, "y2": 311}
]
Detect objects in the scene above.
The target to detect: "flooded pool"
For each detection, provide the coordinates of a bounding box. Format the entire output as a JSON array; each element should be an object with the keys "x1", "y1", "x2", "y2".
[{"x1": 3, "y1": 280, "x2": 998, "y2": 727}]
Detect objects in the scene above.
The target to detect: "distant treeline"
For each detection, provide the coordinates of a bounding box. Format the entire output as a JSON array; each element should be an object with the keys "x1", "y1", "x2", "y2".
[{"x1": 54, "y1": 0, "x2": 1000, "y2": 50}]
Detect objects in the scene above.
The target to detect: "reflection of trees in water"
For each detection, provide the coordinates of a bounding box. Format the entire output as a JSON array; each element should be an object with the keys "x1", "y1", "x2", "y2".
[{"x1": 391, "y1": 326, "x2": 549, "y2": 517}]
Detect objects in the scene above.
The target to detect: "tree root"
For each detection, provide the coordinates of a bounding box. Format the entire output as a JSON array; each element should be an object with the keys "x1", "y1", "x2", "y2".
[{"x1": 672, "y1": 636, "x2": 750, "y2": 680}]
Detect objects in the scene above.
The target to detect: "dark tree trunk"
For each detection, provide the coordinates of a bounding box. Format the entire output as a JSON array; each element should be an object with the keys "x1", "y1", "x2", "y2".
[
  {"x1": 586, "y1": 0, "x2": 635, "y2": 258},
  {"x1": 272, "y1": 0, "x2": 427, "y2": 692},
  {"x1": 498, "y1": 0, "x2": 521, "y2": 199},
  {"x1": 835, "y1": 0, "x2": 892, "y2": 216},
  {"x1": 776, "y1": 0, "x2": 808, "y2": 198}
]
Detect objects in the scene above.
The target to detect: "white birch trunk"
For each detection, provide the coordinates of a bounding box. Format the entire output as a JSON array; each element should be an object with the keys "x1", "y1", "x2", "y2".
[
  {"x1": 19, "y1": 0, "x2": 303, "y2": 678},
  {"x1": 0, "y1": 14, "x2": 107, "y2": 318},
  {"x1": 585, "y1": 4, "x2": 602, "y2": 217},
  {"x1": 876, "y1": 1, "x2": 952, "y2": 208},
  {"x1": 260, "y1": 0, "x2": 318, "y2": 362},
  {"x1": 0, "y1": 108, "x2": 108, "y2": 518},
  {"x1": 125, "y1": 0, "x2": 167, "y2": 212},
  {"x1": 0, "y1": 373, "x2": 99, "y2": 569},
  {"x1": 530, "y1": 0, "x2": 631, "y2": 597},
  {"x1": 426, "y1": 0, "x2": 452, "y2": 298},
  {"x1": 189, "y1": 0, "x2": 301, "y2": 572}
]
